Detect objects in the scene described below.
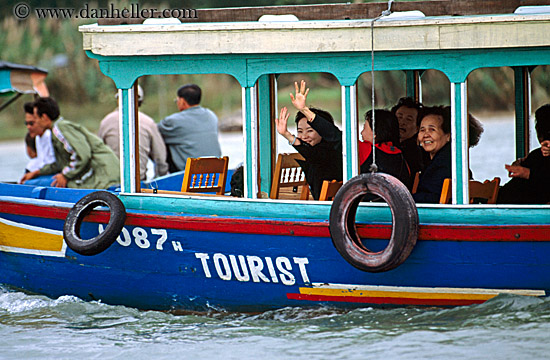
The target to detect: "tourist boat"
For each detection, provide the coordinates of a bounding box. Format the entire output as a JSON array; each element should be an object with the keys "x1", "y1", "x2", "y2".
[
  {"x1": 2, "y1": 1, "x2": 550, "y2": 312},
  {"x1": 0, "y1": 61, "x2": 49, "y2": 113}
]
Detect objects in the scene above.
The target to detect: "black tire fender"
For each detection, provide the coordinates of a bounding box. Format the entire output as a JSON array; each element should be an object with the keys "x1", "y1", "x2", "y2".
[
  {"x1": 329, "y1": 173, "x2": 418, "y2": 272},
  {"x1": 63, "y1": 191, "x2": 126, "y2": 256}
]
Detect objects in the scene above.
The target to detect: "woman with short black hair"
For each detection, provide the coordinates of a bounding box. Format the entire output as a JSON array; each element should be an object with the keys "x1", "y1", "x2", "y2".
[
  {"x1": 413, "y1": 106, "x2": 452, "y2": 203},
  {"x1": 275, "y1": 80, "x2": 342, "y2": 200}
]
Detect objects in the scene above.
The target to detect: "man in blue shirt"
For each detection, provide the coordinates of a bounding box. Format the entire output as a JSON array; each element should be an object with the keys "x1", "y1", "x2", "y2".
[{"x1": 158, "y1": 84, "x2": 222, "y2": 172}]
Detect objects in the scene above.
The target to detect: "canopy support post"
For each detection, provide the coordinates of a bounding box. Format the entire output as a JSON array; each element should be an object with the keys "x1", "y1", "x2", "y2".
[
  {"x1": 242, "y1": 85, "x2": 259, "y2": 199},
  {"x1": 513, "y1": 66, "x2": 532, "y2": 159},
  {"x1": 118, "y1": 86, "x2": 137, "y2": 193},
  {"x1": 341, "y1": 84, "x2": 358, "y2": 182},
  {"x1": 0, "y1": 93, "x2": 22, "y2": 113},
  {"x1": 257, "y1": 75, "x2": 276, "y2": 198},
  {"x1": 133, "y1": 81, "x2": 141, "y2": 193},
  {"x1": 451, "y1": 81, "x2": 468, "y2": 205},
  {"x1": 405, "y1": 70, "x2": 423, "y2": 103}
]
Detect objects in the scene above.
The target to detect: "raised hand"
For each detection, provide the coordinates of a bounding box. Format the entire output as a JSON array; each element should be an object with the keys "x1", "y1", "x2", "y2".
[
  {"x1": 274, "y1": 107, "x2": 301, "y2": 146},
  {"x1": 541, "y1": 140, "x2": 550, "y2": 157},
  {"x1": 275, "y1": 107, "x2": 290, "y2": 136},
  {"x1": 289, "y1": 80, "x2": 309, "y2": 111}
]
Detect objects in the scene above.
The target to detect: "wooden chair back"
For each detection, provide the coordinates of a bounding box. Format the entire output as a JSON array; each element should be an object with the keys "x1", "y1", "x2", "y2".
[
  {"x1": 181, "y1": 156, "x2": 229, "y2": 195},
  {"x1": 469, "y1": 177, "x2": 500, "y2": 204},
  {"x1": 270, "y1": 152, "x2": 310, "y2": 200},
  {"x1": 319, "y1": 180, "x2": 343, "y2": 201},
  {"x1": 439, "y1": 177, "x2": 501, "y2": 204},
  {"x1": 439, "y1": 178, "x2": 452, "y2": 204},
  {"x1": 412, "y1": 172, "x2": 420, "y2": 194}
]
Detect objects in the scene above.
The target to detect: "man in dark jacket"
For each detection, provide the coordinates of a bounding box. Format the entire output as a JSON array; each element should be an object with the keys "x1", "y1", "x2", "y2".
[{"x1": 497, "y1": 104, "x2": 550, "y2": 204}]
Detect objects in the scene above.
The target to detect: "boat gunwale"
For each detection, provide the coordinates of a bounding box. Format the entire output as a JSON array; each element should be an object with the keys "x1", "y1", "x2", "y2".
[{"x1": 122, "y1": 191, "x2": 550, "y2": 210}]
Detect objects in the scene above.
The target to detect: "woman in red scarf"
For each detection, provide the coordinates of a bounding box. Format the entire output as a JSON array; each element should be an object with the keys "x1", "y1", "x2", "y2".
[{"x1": 359, "y1": 109, "x2": 411, "y2": 189}]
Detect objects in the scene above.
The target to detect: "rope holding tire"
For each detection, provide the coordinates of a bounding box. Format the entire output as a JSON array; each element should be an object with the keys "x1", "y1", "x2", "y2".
[
  {"x1": 63, "y1": 191, "x2": 126, "y2": 256},
  {"x1": 329, "y1": 172, "x2": 418, "y2": 273}
]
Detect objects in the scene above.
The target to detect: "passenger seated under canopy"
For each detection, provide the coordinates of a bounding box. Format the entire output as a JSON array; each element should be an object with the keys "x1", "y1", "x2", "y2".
[
  {"x1": 497, "y1": 104, "x2": 550, "y2": 204},
  {"x1": 391, "y1": 97, "x2": 423, "y2": 182},
  {"x1": 413, "y1": 106, "x2": 452, "y2": 203},
  {"x1": 274, "y1": 80, "x2": 343, "y2": 200},
  {"x1": 359, "y1": 109, "x2": 411, "y2": 189}
]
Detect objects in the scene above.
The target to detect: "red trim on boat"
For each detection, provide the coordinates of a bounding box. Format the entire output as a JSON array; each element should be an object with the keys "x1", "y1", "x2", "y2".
[
  {"x1": 1, "y1": 200, "x2": 550, "y2": 241},
  {"x1": 286, "y1": 293, "x2": 487, "y2": 306}
]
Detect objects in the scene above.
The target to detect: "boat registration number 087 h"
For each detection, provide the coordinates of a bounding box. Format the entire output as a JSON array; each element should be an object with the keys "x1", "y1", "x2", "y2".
[{"x1": 98, "y1": 224, "x2": 168, "y2": 250}]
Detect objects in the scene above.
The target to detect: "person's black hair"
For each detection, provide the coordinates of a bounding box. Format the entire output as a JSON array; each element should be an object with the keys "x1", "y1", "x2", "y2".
[
  {"x1": 535, "y1": 104, "x2": 550, "y2": 141},
  {"x1": 23, "y1": 102, "x2": 34, "y2": 115},
  {"x1": 391, "y1": 97, "x2": 422, "y2": 115},
  {"x1": 468, "y1": 114, "x2": 484, "y2": 148},
  {"x1": 25, "y1": 132, "x2": 36, "y2": 152},
  {"x1": 230, "y1": 165, "x2": 244, "y2": 197},
  {"x1": 418, "y1": 105, "x2": 451, "y2": 135},
  {"x1": 294, "y1": 107, "x2": 335, "y2": 125},
  {"x1": 177, "y1": 84, "x2": 202, "y2": 106},
  {"x1": 34, "y1": 97, "x2": 60, "y2": 121},
  {"x1": 365, "y1": 109, "x2": 400, "y2": 145}
]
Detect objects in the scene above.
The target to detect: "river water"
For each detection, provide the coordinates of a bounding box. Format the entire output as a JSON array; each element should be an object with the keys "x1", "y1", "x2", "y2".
[
  {"x1": 1, "y1": 287, "x2": 549, "y2": 359},
  {"x1": 1, "y1": 117, "x2": 549, "y2": 359}
]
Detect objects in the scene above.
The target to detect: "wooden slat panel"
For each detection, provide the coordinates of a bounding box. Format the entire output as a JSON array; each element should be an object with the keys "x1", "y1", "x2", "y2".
[{"x1": 98, "y1": 0, "x2": 550, "y2": 25}]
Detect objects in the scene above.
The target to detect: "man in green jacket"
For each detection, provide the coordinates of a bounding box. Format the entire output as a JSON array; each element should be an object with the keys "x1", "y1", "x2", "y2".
[{"x1": 20, "y1": 97, "x2": 120, "y2": 189}]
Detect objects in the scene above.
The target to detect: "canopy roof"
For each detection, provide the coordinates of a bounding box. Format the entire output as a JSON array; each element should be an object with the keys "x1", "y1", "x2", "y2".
[{"x1": 81, "y1": 12, "x2": 550, "y2": 58}]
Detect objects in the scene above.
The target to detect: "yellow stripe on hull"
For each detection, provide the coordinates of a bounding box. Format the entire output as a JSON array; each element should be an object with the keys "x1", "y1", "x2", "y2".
[
  {"x1": 300, "y1": 283, "x2": 545, "y2": 301},
  {"x1": 0, "y1": 217, "x2": 66, "y2": 257}
]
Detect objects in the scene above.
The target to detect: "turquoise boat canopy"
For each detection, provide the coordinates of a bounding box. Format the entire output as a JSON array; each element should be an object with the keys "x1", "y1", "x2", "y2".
[{"x1": 0, "y1": 61, "x2": 49, "y2": 97}]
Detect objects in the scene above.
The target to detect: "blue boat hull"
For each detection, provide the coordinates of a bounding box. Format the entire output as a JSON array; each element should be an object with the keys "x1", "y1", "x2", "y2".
[{"x1": 1, "y1": 183, "x2": 549, "y2": 312}]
